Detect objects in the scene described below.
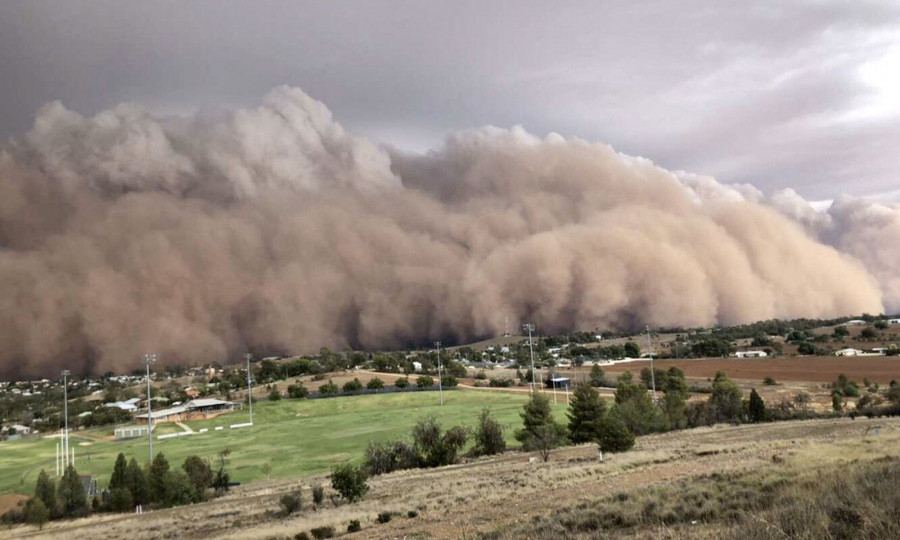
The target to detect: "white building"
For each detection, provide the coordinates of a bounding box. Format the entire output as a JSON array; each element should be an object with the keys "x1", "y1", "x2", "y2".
[
  {"x1": 888, "y1": 319, "x2": 900, "y2": 325},
  {"x1": 735, "y1": 350, "x2": 768, "y2": 358},
  {"x1": 843, "y1": 320, "x2": 866, "y2": 325},
  {"x1": 835, "y1": 348, "x2": 863, "y2": 356}
]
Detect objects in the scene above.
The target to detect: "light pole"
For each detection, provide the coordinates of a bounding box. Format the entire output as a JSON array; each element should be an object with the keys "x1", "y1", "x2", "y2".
[
  {"x1": 435, "y1": 342, "x2": 444, "y2": 406},
  {"x1": 523, "y1": 324, "x2": 536, "y2": 393},
  {"x1": 142, "y1": 354, "x2": 157, "y2": 464},
  {"x1": 61, "y1": 370, "x2": 70, "y2": 469},
  {"x1": 245, "y1": 353, "x2": 254, "y2": 425},
  {"x1": 646, "y1": 326, "x2": 657, "y2": 400}
]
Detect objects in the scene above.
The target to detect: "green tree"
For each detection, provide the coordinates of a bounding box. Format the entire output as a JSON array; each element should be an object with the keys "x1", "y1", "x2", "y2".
[
  {"x1": 33, "y1": 469, "x2": 56, "y2": 517},
  {"x1": 57, "y1": 464, "x2": 87, "y2": 517},
  {"x1": 342, "y1": 378, "x2": 363, "y2": 392},
  {"x1": 566, "y1": 383, "x2": 607, "y2": 444},
  {"x1": 748, "y1": 388, "x2": 766, "y2": 423},
  {"x1": 598, "y1": 408, "x2": 635, "y2": 453},
  {"x1": 182, "y1": 456, "x2": 214, "y2": 501},
  {"x1": 832, "y1": 392, "x2": 843, "y2": 413},
  {"x1": 125, "y1": 458, "x2": 148, "y2": 505},
  {"x1": 394, "y1": 377, "x2": 410, "y2": 388},
  {"x1": 662, "y1": 367, "x2": 688, "y2": 430},
  {"x1": 515, "y1": 393, "x2": 567, "y2": 459},
  {"x1": 589, "y1": 364, "x2": 607, "y2": 387},
  {"x1": 708, "y1": 372, "x2": 743, "y2": 424},
  {"x1": 268, "y1": 386, "x2": 281, "y2": 401},
  {"x1": 287, "y1": 383, "x2": 309, "y2": 398},
  {"x1": 623, "y1": 342, "x2": 640, "y2": 358},
  {"x1": 109, "y1": 453, "x2": 128, "y2": 491},
  {"x1": 148, "y1": 452, "x2": 171, "y2": 504},
  {"x1": 473, "y1": 408, "x2": 506, "y2": 456},
  {"x1": 416, "y1": 375, "x2": 434, "y2": 388},
  {"x1": 109, "y1": 487, "x2": 133, "y2": 512},
  {"x1": 366, "y1": 377, "x2": 384, "y2": 391},
  {"x1": 330, "y1": 464, "x2": 369, "y2": 502},
  {"x1": 411, "y1": 416, "x2": 469, "y2": 467},
  {"x1": 162, "y1": 470, "x2": 195, "y2": 507},
  {"x1": 318, "y1": 380, "x2": 339, "y2": 395},
  {"x1": 24, "y1": 498, "x2": 50, "y2": 530}
]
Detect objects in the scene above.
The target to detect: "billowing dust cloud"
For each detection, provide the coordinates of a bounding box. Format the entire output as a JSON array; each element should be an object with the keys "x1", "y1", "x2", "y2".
[{"x1": 0, "y1": 87, "x2": 893, "y2": 376}]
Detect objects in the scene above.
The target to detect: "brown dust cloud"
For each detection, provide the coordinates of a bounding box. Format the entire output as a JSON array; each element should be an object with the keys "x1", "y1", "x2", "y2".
[{"x1": 1, "y1": 87, "x2": 897, "y2": 377}]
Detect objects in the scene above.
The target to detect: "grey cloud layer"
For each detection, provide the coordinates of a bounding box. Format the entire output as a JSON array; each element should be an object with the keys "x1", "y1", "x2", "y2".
[
  {"x1": 0, "y1": 88, "x2": 893, "y2": 376},
  {"x1": 2, "y1": 1, "x2": 899, "y2": 201}
]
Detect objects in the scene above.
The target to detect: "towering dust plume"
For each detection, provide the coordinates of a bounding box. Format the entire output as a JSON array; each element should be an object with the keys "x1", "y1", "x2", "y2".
[{"x1": 0, "y1": 87, "x2": 893, "y2": 376}]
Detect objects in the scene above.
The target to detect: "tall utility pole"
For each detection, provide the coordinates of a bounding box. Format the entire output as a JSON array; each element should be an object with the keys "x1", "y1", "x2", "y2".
[
  {"x1": 142, "y1": 354, "x2": 156, "y2": 464},
  {"x1": 245, "y1": 353, "x2": 254, "y2": 425},
  {"x1": 61, "y1": 370, "x2": 70, "y2": 469},
  {"x1": 523, "y1": 324, "x2": 536, "y2": 393},
  {"x1": 435, "y1": 342, "x2": 444, "y2": 405},
  {"x1": 645, "y1": 326, "x2": 657, "y2": 400}
]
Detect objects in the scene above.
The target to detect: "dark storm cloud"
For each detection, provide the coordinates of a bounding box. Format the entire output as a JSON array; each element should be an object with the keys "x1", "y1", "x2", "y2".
[{"x1": 2, "y1": 1, "x2": 899, "y2": 199}]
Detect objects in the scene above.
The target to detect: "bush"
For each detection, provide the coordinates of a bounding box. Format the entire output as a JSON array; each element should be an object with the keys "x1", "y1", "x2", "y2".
[
  {"x1": 366, "y1": 377, "x2": 384, "y2": 390},
  {"x1": 515, "y1": 393, "x2": 567, "y2": 462},
  {"x1": 377, "y1": 511, "x2": 393, "y2": 523},
  {"x1": 311, "y1": 483, "x2": 325, "y2": 507},
  {"x1": 394, "y1": 377, "x2": 410, "y2": 389},
  {"x1": 489, "y1": 377, "x2": 514, "y2": 387},
  {"x1": 416, "y1": 375, "x2": 434, "y2": 388},
  {"x1": 412, "y1": 416, "x2": 469, "y2": 467},
  {"x1": 598, "y1": 408, "x2": 635, "y2": 452},
  {"x1": 318, "y1": 380, "x2": 339, "y2": 395},
  {"x1": 407, "y1": 510, "x2": 419, "y2": 518},
  {"x1": 763, "y1": 376, "x2": 778, "y2": 386},
  {"x1": 331, "y1": 464, "x2": 369, "y2": 502},
  {"x1": 342, "y1": 378, "x2": 363, "y2": 392},
  {"x1": 347, "y1": 519, "x2": 361, "y2": 532},
  {"x1": 269, "y1": 386, "x2": 281, "y2": 401},
  {"x1": 295, "y1": 533, "x2": 311, "y2": 540},
  {"x1": 109, "y1": 487, "x2": 133, "y2": 512},
  {"x1": 310, "y1": 526, "x2": 335, "y2": 539},
  {"x1": 441, "y1": 375, "x2": 458, "y2": 387},
  {"x1": 473, "y1": 408, "x2": 506, "y2": 456},
  {"x1": 475, "y1": 370, "x2": 488, "y2": 380},
  {"x1": 363, "y1": 440, "x2": 420, "y2": 475},
  {"x1": 287, "y1": 384, "x2": 309, "y2": 399},
  {"x1": 23, "y1": 498, "x2": 49, "y2": 530},
  {"x1": 280, "y1": 491, "x2": 302, "y2": 515}
]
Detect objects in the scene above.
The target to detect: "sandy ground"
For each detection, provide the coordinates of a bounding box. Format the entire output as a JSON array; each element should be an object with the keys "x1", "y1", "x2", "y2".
[{"x1": 5, "y1": 416, "x2": 898, "y2": 540}]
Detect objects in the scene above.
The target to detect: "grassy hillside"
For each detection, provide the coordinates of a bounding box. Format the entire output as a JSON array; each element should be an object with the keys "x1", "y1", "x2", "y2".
[{"x1": 0, "y1": 389, "x2": 567, "y2": 495}]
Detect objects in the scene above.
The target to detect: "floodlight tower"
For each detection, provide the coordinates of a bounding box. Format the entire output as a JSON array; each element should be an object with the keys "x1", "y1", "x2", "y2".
[
  {"x1": 61, "y1": 370, "x2": 70, "y2": 469},
  {"x1": 142, "y1": 353, "x2": 157, "y2": 464},
  {"x1": 646, "y1": 326, "x2": 657, "y2": 400},
  {"x1": 245, "y1": 353, "x2": 254, "y2": 425},
  {"x1": 434, "y1": 342, "x2": 445, "y2": 405},
  {"x1": 523, "y1": 323, "x2": 536, "y2": 393}
]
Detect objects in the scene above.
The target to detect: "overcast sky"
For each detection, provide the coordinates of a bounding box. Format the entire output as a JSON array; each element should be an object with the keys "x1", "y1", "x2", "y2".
[{"x1": 2, "y1": 0, "x2": 899, "y2": 200}]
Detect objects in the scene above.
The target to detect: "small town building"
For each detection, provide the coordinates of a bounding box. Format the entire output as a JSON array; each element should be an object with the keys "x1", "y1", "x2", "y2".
[
  {"x1": 134, "y1": 398, "x2": 236, "y2": 425},
  {"x1": 835, "y1": 348, "x2": 864, "y2": 356},
  {"x1": 735, "y1": 350, "x2": 768, "y2": 358}
]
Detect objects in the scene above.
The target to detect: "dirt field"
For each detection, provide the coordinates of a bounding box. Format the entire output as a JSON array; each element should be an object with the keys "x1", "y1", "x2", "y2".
[
  {"x1": 5, "y1": 416, "x2": 898, "y2": 539},
  {"x1": 0, "y1": 495, "x2": 27, "y2": 519}
]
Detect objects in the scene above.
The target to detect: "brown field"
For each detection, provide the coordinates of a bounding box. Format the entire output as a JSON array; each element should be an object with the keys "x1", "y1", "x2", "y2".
[
  {"x1": 5, "y1": 416, "x2": 899, "y2": 540},
  {"x1": 591, "y1": 355, "x2": 900, "y2": 384},
  {"x1": 0, "y1": 495, "x2": 27, "y2": 519}
]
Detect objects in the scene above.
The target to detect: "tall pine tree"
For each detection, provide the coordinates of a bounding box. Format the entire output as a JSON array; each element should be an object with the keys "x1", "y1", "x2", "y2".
[
  {"x1": 109, "y1": 453, "x2": 128, "y2": 491},
  {"x1": 748, "y1": 388, "x2": 767, "y2": 423},
  {"x1": 566, "y1": 383, "x2": 607, "y2": 444},
  {"x1": 34, "y1": 469, "x2": 56, "y2": 517},
  {"x1": 148, "y1": 453, "x2": 170, "y2": 504},
  {"x1": 125, "y1": 457, "x2": 148, "y2": 505},
  {"x1": 57, "y1": 464, "x2": 87, "y2": 517}
]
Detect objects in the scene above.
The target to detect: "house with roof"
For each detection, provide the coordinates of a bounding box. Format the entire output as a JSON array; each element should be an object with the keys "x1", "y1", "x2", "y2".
[
  {"x1": 135, "y1": 398, "x2": 236, "y2": 425},
  {"x1": 835, "y1": 348, "x2": 864, "y2": 356}
]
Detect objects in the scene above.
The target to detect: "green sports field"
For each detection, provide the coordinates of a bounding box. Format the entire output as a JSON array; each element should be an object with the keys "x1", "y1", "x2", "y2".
[{"x1": 0, "y1": 389, "x2": 569, "y2": 495}]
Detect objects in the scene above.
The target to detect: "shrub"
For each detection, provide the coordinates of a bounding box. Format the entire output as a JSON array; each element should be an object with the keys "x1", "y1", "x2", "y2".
[
  {"x1": 394, "y1": 377, "x2": 410, "y2": 389},
  {"x1": 475, "y1": 370, "x2": 488, "y2": 380},
  {"x1": 310, "y1": 526, "x2": 335, "y2": 539},
  {"x1": 441, "y1": 375, "x2": 458, "y2": 387},
  {"x1": 311, "y1": 483, "x2": 325, "y2": 507},
  {"x1": 287, "y1": 384, "x2": 309, "y2": 399},
  {"x1": 748, "y1": 389, "x2": 767, "y2": 423},
  {"x1": 377, "y1": 511, "x2": 393, "y2": 523},
  {"x1": 412, "y1": 416, "x2": 469, "y2": 467},
  {"x1": 269, "y1": 386, "x2": 281, "y2": 401},
  {"x1": 342, "y1": 378, "x2": 363, "y2": 392},
  {"x1": 280, "y1": 491, "x2": 302, "y2": 515},
  {"x1": 598, "y1": 409, "x2": 635, "y2": 452},
  {"x1": 109, "y1": 487, "x2": 133, "y2": 512},
  {"x1": 473, "y1": 408, "x2": 506, "y2": 456},
  {"x1": 347, "y1": 519, "x2": 361, "y2": 532},
  {"x1": 295, "y1": 533, "x2": 311, "y2": 540},
  {"x1": 363, "y1": 440, "x2": 420, "y2": 475},
  {"x1": 407, "y1": 510, "x2": 419, "y2": 518},
  {"x1": 318, "y1": 380, "x2": 339, "y2": 395},
  {"x1": 366, "y1": 377, "x2": 384, "y2": 390},
  {"x1": 23, "y1": 498, "x2": 49, "y2": 530},
  {"x1": 330, "y1": 464, "x2": 369, "y2": 502},
  {"x1": 763, "y1": 376, "x2": 778, "y2": 386},
  {"x1": 416, "y1": 375, "x2": 434, "y2": 388},
  {"x1": 489, "y1": 377, "x2": 514, "y2": 387}
]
